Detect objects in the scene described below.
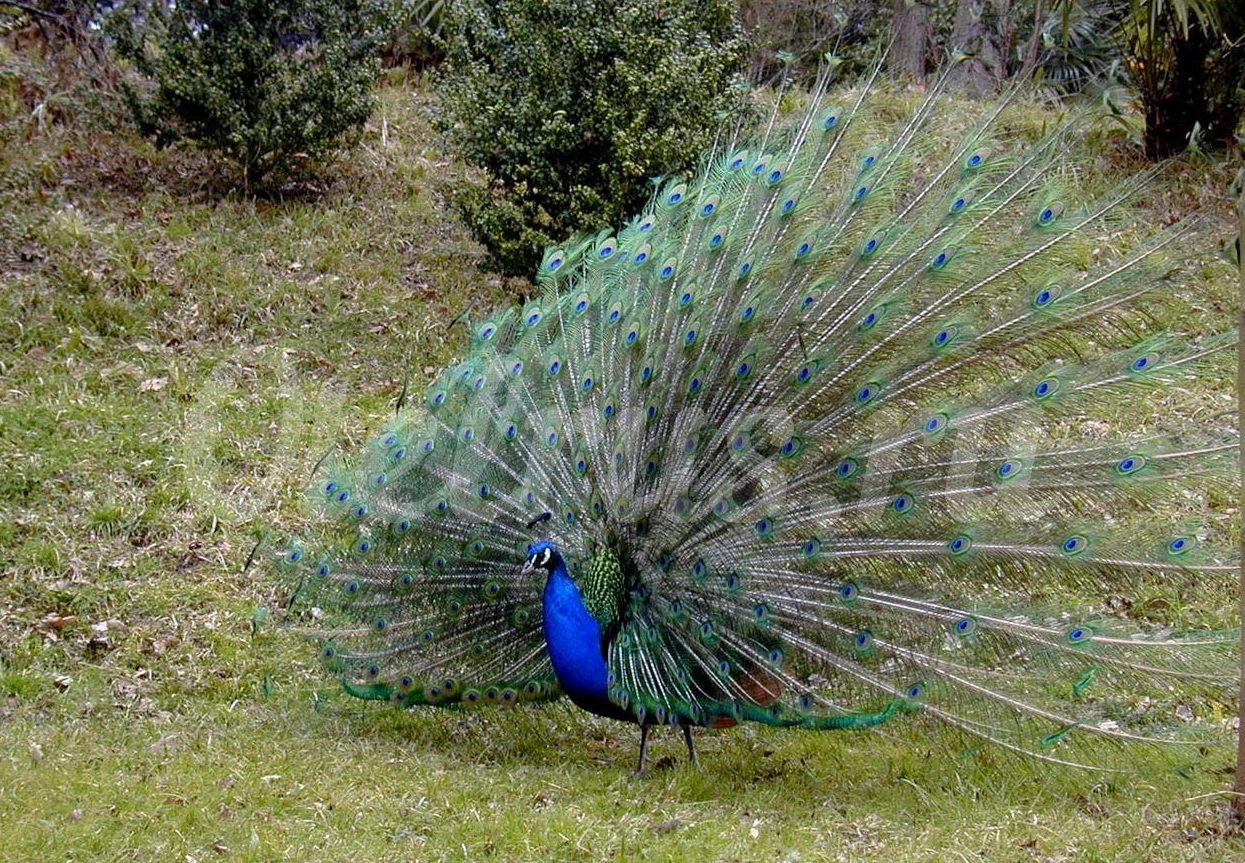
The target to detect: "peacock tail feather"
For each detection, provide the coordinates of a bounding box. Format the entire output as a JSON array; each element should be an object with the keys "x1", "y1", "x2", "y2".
[{"x1": 274, "y1": 63, "x2": 1238, "y2": 771}]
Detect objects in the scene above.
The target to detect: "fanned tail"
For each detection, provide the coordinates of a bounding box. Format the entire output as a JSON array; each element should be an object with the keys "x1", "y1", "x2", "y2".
[{"x1": 273, "y1": 59, "x2": 1237, "y2": 771}]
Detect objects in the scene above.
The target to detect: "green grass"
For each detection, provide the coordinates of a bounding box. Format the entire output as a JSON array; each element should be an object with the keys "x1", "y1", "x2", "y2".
[{"x1": 0, "y1": 82, "x2": 1242, "y2": 861}]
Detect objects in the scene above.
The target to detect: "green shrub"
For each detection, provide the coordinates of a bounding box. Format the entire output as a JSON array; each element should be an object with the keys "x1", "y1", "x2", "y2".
[
  {"x1": 435, "y1": 0, "x2": 747, "y2": 277},
  {"x1": 109, "y1": 0, "x2": 388, "y2": 188}
]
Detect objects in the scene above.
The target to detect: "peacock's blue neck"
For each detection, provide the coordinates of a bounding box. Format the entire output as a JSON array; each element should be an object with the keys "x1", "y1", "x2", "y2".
[{"x1": 541, "y1": 556, "x2": 611, "y2": 710}]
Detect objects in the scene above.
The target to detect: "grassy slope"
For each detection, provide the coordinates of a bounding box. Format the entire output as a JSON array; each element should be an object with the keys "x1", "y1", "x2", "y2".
[{"x1": 0, "y1": 82, "x2": 1242, "y2": 862}]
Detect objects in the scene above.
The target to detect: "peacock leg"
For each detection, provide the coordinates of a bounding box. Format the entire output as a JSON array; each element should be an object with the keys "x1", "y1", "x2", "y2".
[
  {"x1": 635, "y1": 724, "x2": 650, "y2": 776},
  {"x1": 682, "y1": 725, "x2": 698, "y2": 766}
]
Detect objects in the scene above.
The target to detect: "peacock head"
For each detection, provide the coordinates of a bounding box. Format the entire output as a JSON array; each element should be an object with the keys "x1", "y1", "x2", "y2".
[{"x1": 522, "y1": 540, "x2": 562, "y2": 575}]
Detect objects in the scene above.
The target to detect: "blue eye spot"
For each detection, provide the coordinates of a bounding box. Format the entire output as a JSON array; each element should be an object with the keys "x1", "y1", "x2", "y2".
[
  {"x1": 1116, "y1": 454, "x2": 1146, "y2": 475},
  {"x1": 836, "y1": 458, "x2": 858, "y2": 478},
  {"x1": 1066, "y1": 627, "x2": 1091, "y2": 644},
  {"x1": 839, "y1": 582, "x2": 858, "y2": 602},
  {"x1": 709, "y1": 233, "x2": 724, "y2": 248},
  {"x1": 322, "y1": 481, "x2": 338, "y2": 494},
  {"x1": 924, "y1": 414, "x2": 946, "y2": 433},
  {"x1": 1036, "y1": 289, "x2": 1052, "y2": 305},
  {"x1": 547, "y1": 431, "x2": 559, "y2": 446},
  {"x1": 863, "y1": 238, "x2": 878, "y2": 254},
  {"x1": 701, "y1": 202, "x2": 715, "y2": 216},
  {"x1": 1168, "y1": 536, "x2": 1194, "y2": 555},
  {"x1": 336, "y1": 490, "x2": 351, "y2": 503},
  {"x1": 680, "y1": 292, "x2": 693, "y2": 306},
  {"x1": 684, "y1": 329, "x2": 697, "y2": 345},
  {"x1": 741, "y1": 306, "x2": 755, "y2": 322},
  {"x1": 823, "y1": 114, "x2": 837, "y2": 128},
  {"x1": 527, "y1": 311, "x2": 541, "y2": 325},
  {"x1": 768, "y1": 169, "x2": 782, "y2": 183},
  {"x1": 575, "y1": 300, "x2": 588, "y2": 313},
  {"x1": 854, "y1": 185, "x2": 869, "y2": 201},
  {"x1": 892, "y1": 494, "x2": 913, "y2": 513},
  {"x1": 1033, "y1": 378, "x2": 1058, "y2": 399},
  {"x1": 967, "y1": 153, "x2": 982, "y2": 167},
  {"x1": 797, "y1": 242, "x2": 811, "y2": 257},
  {"x1": 951, "y1": 197, "x2": 966, "y2": 212},
  {"x1": 948, "y1": 535, "x2": 971, "y2": 555},
  {"x1": 480, "y1": 325, "x2": 496, "y2": 340},
  {"x1": 581, "y1": 377, "x2": 593, "y2": 392},
  {"x1": 736, "y1": 362, "x2": 750, "y2": 378},
  {"x1": 1062, "y1": 535, "x2": 1087, "y2": 555},
  {"x1": 602, "y1": 404, "x2": 614, "y2": 419},
  {"x1": 862, "y1": 155, "x2": 876, "y2": 168},
  {"x1": 661, "y1": 265, "x2": 674, "y2": 279},
  {"x1": 668, "y1": 192, "x2": 682, "y2": 204},
  {"x1": 781, "y1": 198, "x2": 796, "y2": 213}
]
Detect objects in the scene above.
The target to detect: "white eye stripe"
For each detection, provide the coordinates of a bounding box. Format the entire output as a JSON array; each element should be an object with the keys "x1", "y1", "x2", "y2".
[{"x1": 539, "y1": 548, "x2": 551, "y2": 566}]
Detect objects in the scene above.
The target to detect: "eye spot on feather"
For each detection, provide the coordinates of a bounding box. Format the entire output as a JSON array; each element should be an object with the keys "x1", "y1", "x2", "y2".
[
  {"x1": 996, "y1": 458, "x2": 1023, "y2": 480},
  {"x1": 952, "y1": 617, "x2": 977, "y2": 637},
  {"x1": 1065, "y1": 626, "x2": 1092, "y2": 645},
  {"x1": 1115, "y1": 454, "x2": 1145, "y2": 475},
  {"x1": 948, "y1": 535, "x2": 972, "y2": 555},
  {"x1": 1167, "y1": 535, "x2": 1195, "y2": 555},
  {"x1": 1061, "y1": 534, "x2": 1088, "y2": 555},
  {"x1": 855, "y1": 382, "x2": 879, "y2": 404},
  {"x1": 923, "y1": 413, "x2": 948, "y2": 434},
  {"x1": 1032, "y1": 377, "x2": 1059, "y2": 399}
]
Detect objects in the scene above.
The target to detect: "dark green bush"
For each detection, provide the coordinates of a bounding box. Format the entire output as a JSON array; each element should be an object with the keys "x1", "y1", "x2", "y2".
[
  {"x1": 109, "y1": 0, "x2": 388, "y2": 188},
  {"x1": 435, "y1": 0, "x2": 747, "y2": 277}
]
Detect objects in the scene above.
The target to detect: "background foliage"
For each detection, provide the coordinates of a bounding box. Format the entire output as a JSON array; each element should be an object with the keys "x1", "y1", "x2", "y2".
[
  {"x1": 433, "y1": 0, "x2": 747, "y2": 276},
  {"x1": 107, "y1": 0, "x2": 389, "y2": 188}
]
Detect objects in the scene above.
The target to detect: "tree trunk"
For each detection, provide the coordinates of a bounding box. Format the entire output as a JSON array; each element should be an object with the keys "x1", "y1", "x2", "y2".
[
  {"x1": 1144, "y1": 22, "x2": 1212, "y2": 159},
  {"x1": 949, "y1": 0, "x2": 1008, "y2": 97},
  {"x1": 891, "y1": 0, "x2": 931, "y2": 87}
]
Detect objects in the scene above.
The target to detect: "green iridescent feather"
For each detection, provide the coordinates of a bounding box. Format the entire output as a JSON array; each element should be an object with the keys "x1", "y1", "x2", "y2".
[{"x1": 273, "y1": 59, "x2": 1238, "y2": 771}]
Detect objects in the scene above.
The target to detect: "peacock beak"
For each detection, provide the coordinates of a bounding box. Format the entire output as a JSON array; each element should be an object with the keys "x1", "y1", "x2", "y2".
[{"x1": 520, "y1": 559, "x2": 535, "y2": 575}]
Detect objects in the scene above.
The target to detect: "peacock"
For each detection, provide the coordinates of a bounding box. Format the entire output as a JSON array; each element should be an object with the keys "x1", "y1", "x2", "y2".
[{"x1": 273, "y1": 62, "x2": 1239, "y2": 775}]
